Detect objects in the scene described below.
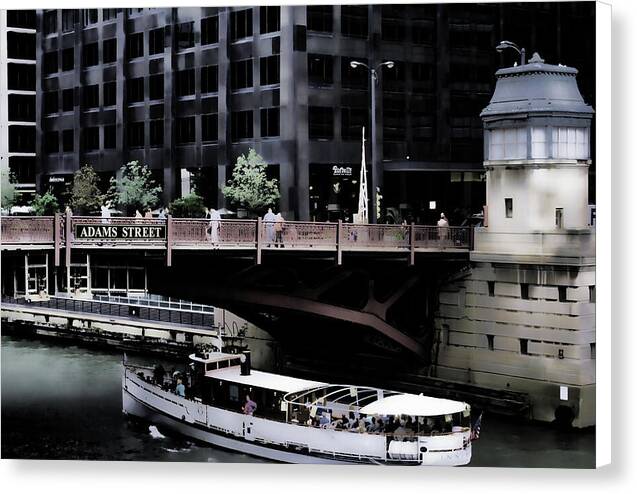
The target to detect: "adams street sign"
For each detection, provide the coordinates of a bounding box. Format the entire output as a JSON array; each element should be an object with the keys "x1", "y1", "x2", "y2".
[{"x1": 74, "y1": 224, "x2": 166, "y2": 240}]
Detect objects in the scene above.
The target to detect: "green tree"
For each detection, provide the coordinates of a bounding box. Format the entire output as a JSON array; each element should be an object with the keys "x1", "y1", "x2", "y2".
[
  {"x1": 222, "y1": 149, "x2": 279, "y2": 216},
  {"x1": 70, "y1": 165, "x2": 104, "y2": 215},
  {"x1": 1, "y1": 166, "x2": 17, "y2": 210},
  {"x1": 108, "y1": 160, "x2": 162, "y2": 216},
  {"x1": 31, "y1": 189, "x2": 60, "y2": 216},
  {"x1": 169, "y1": 193, "x2": 207, "y2": 218}
]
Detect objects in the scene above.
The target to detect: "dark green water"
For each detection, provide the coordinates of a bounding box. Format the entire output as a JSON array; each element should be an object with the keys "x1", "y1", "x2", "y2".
[{"x1": 0, "y1": 334, "x2": 594, "y2": 467}]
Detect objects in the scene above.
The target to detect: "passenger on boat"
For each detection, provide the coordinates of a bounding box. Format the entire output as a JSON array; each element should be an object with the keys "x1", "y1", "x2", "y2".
[
  {"x1": 175, "y1": 379, "x2": 186, "y2": 397},
  {"x1": 242, "y1": 395, "x2": 257, "y2": 415},
  {"x1": 319, "y1": 413, "x2": 331, "y2": 428},
  {"x1": 153, "y1": 364, "x2": 165, "y2": 385}
]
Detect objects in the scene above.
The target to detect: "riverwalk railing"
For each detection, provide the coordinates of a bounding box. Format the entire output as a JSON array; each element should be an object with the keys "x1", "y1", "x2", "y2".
[{"x1": 0, "y1": 215, "x2": 472, "y2": 265}]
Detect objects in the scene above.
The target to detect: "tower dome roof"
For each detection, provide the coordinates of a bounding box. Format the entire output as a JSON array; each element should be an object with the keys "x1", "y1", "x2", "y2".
[{"x1": 480, "y1": 53, "x2": 593, "y2": 119}]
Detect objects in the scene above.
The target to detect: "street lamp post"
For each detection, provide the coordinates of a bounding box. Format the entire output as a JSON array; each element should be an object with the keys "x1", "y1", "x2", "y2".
[
  {"x1": 496, "y1": 40, "x2": 526, "y2": 65},
  {"x1": 350, "y1": 60, "x2": 394, "y2": 224}
]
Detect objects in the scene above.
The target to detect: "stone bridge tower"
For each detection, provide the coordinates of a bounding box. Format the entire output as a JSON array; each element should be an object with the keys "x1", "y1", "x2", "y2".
[{"x1": 432, "y1": 53, "x2": 596, "y2": 427}]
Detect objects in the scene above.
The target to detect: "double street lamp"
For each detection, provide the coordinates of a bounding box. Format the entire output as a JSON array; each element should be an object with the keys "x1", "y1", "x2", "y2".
[
  {"x1": 350, "y1": 60, "x2": 394, "y2": 224},
  {"x1": 496, "y1": 40, "x2": 526, "y2": 66}
]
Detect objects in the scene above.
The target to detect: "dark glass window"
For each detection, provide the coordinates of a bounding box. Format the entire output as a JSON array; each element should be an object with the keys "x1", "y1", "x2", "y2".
[
  {"x1": 202, "y1": 114, "x2": 218, "y2": 142},
  {"x1": 7, "y1": 32, "x2": 35, "y2": 60},
  {"x1": 413, "y1": 21, "x2": 434, "y2": 45},
  {"x1": 341, "y1": 6, "x2": 368, "y2": 39},
  {"x1": 9, "y1": 126, "x2": 35, "y2": 153},
  {"x1": 44, "y1": 52, "x2": 58, "y2": 74},
  {"x1": 231, "y1": 59, "x2": 253, "y2": 90},
  {"x1": 149, "y1": 28, "x2": 164, "y2": 55},
  {"x1": 308, "y1": 106, "x2": 333, "y2": 140},
  {"x1": 260, "y1": 6, "x2": 280, "y2": 34},
  {"x1": 412, "y1": 63, "x2": 433, "y2": 93},
  {"x1": 103, "y1": 81, "x2": 116, "y2": 106},
  {"x1": 9, "y1": 156, "x2": 36, "y2": 184},
  {"x1": 231, "y1": 110, "x2": 253, "y2": 141},
  {"x1": 382, "y1": 61, "x2": 405, "y2": 92},
  {"x1": 307, "y1": 6, "x2": 332, "y2": 32},
  {"x1": 127, "y1": 122, "x2": 144, "y2": 148},
  {"x1": 62, "y1": 129, "x2": 74, "y2": 152},
  {"x1": 127, "y1": 77, "x2": 144, "y2": 103},
  {"x1": 7, "y1": 10, "x2": 36, "y2": 29},
  {"x1": 201, "y1": 65, "x2": 218, "y2": 93},
  {"x1": 62, "y1": 48, "x2": 74, "y2": 71},
  {"x1": 44, "y1": 11, "x2": 57, "y2": 34},
  {"x1": 341, "y1": 107, "x2": 368, "y2": 141},
  {"x1": 44, "y1": 131, "x2": 59, "y2": 153},
  {"x1": 260, "y1": 55, "x2": 279, "y2": 86},
  {"x1": 127, "y1": 8, "x2": 143, "y2": 17},
  {"x1": 201, "y1": 16, "x2": 219, "y2": 45},
  {"x1": 176, "y1": 22, "x2": 194, "y2": 50},
  {"x1": 84, "y1": 127, "x2": 99, "y2": 151},
  {"x1": 230, "y1": 9, "x2": 253, "y2": 41},
  {"x1": 8, "y1": 94, "x2": 35, "y2": 122},
  {"x1": 176, "y1": 117, "x2": 196, "y2": 144},
  {"x1": 83, "y1": 84, "x2": 99, "y2": 109},
  {"x1": 7, "y1": 64, "x2": 35, "y2": 90},
  {"x1": 62, "y1": 10, "x2": 78, "y2": 33},
  {"x1": 126, "y1": 32, "x2": 143, "y2": 59},
  {"x1": 150, "y1": 120, "x2": 163, "y2": 147},
  {"x1": 103, "y1": 38, "x2": 116, "y2": 64},
  {"x1": 308, "y1": 54, "x2": 333, "y2": 86},
  {"x1": 44, "y1": 91, "x2": 58, "y2": 115},
  {"x1": 102, "y1": 9, "x2": 118, "y2": 22},
  {"x1": 82, "y1": 9, "x2": 98, "y2": 27},
  {"x1": 104, "y1": 125, "x2": 116, "y2": 149},
  {"x1": 62, "y1": 88, "x2": 74, "y2": 111},
  {"x1": 381, "y1": 7, "x2": 405, "y2": 42},
  {"x1": 341, "y1": 57, "x2": 368, "y2": 89},
  {"x1": 83, "y1": 42, "x2": 99, "y2": 67},
  {"x1": 176, "y1": 69, "x2": 195, "y2": 97},
  {"x1": 383, "y1": 109, "x2": 405, "y2": 141},
  {"x1": 149, "y1": 74, "x2": 164, "y2": 100},
  {"x1": 261, "y1": 108, "x2": 279, "y2": 137}
]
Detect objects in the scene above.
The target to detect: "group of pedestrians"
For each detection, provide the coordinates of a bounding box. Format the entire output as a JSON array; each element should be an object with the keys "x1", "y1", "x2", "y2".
[{"x1": 263, "y1": 208, "x2": 285, "y2": 247}]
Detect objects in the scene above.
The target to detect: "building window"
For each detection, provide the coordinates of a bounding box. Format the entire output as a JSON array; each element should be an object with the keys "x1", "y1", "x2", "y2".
[
  {"x1": 127, "y1": 77, "x2": 144, "y2": 103},
  {"x1": 341, "y1": 107, "x2": 368, "y2": 141},
  {"x1": 149, "y1": 28, "x2": 164, "y2": 55},
  {"x1": 552, "y1": 127, "x2": 589, "y2": 159},
  {"x1": 531, "y1": 127, "x2": 548, "y2": 158},
  {"x1": 176, "y1": 21, "x2": 194, "y2": 50},
  {"x1": 44, "y1": 11, "x2": 57, "y2": 35},
  {"x1": 505, "y1": 198, "x2": 513, "y2": 218},
  {"x1": 104, "y1": 125, "x2": 116, "y2": 149},
  {"x1": 520, "y1": 339, "x2": 528, "y2": 355},
  {"x1": 231, "y1": 110, "x2": 253, "y2": 141},
  {"x1": 127, "y1": 122, "x2": 144, "y2": 148},
  {"x1": 84, "y1": 127, "x2": 99, "y2": 151},
  {"x1": 382, "y1": 60, "x2": 405, "y2": 92},
  {"x1": 7, "y1": 32, "x2": 35, "y2": 60},
  {"x1": 44, "y1": 52, "x2": 58, "y2": 75},
  {"x1": 103, "y1": 82, "x2": 116, "y2": 106},
  {"x1": 489, "y1": 128, "x2": 526, "y2": 160},
  {"x1": 342, "y1": 57, "x2": 368, "y2": 89},
  {"x1": 308, "y1": 106, "x2": 333, "y2": 140},
  {"x1": 381, "y1": 8, "x2": 405, "y2": 42},
  {"x1": 589, "y1": 285, "x2": 596, "y2": 303},
  {"x1": 202, "y1": 114, "x2": 218, "y2": 142},
  {"x1": 231, "y1": 9, "x2": 253, "y2": 41},
  {"x1": 260, "y1": 55, "x2": 279, "y2": 85},
  {"x1": 521, "y1": 283, "x2": 529, "y2": 300},
  {"x1": 148, "y1": 74, "x2": 164, "y2": 101},
  {"x1": 82, "y1": 9, "x2": 98, "y2": 27},
  {"x1": 488, "y1": 281, "x2": 495, "y2": 297},
  {"x1": 127, "y1": 32, "x2": 144, "y2": 59},
  {"x1": 260, "y1": 6, "x2": 280, "y2": 34},
  {"x1": 150, "y1": 120, "x2": 163, "y2": 147},
  {"x1": 127, "y1": 8, "x2": 144, "y2": 17},
  {"x1": 308, "y1": 54, "x2": 333, "y2": 86},
  {"x1": 45, "y1": 131, "x2": 59, "y2": 153},
  {"x1": 383, "y1": 110, "x2": 405, "y2": 141},
  {"x1": 341, "y1": 6, "x2": 368, "y2": 39},
  {"x1": 7, "y1": 10, "x2": 36, "y2": 29},
  {"x1": 62, "y1": 129, "x2": 74, "y2": 152},
  {"x1": 231, "y1": 59, "x2": 253, "y2": 90},
  {"x1": 62, "y1": 10, "x2": 78, "y2": 33},
  {"x1": 103, "y1": 38, "x2": 117, "y2": 64},
  {"x1": 8, "y1": 126, "x2": 34, "y2": 153},
  {"x1": 201, "y1": 16, "x2": 219, "y2": 45},
  {"x1": 83, "y1": 85, "x2": 99, "y2": 109},
  {"x1": 555, "y1": 208, "x2": 564, "y2": 229},
  {"x1": 62, "y1": 48, "x2": 74, "y2": 71},
  {"x1": 8, "y1": 64, "x2": 35, "y2": 91},
  {"x1": 412, "y1": 63, "x2": 433, "y2": 93},
  {"x1": 62, "y1": 88, "x2": 74, "y2": 111},
  {"x1": 413, "y1": 20, "x2": 434, "y2": 45},
  {"x1": 307, "y1": 6, "x2": 332, "y2": 32},
  {"x1": 8, "y1": 94, "x2": 35, "y2": 122},
  {"x1": 487, "y1": 334, "x2": 494, "y2": 351},
  {"x1": 261, "y1": 108, "x2": 279, "y2": 137},
  {"x1": 102, "y1": 9, "x2": 118, "y2": 22},
  {"x1": 176, "y1": 117, "x2": 196, "y2": 144},
  {"x1": 176, "y1": 69, "x2": 195, "y2": 97},
  {"x1": 83, "y1": 43, "x2": 99, "y2": 67},
  {"x1": 44, "y1": 91, "x2": 58, "y2": 115},
  {"x1": 201, "y1": 65, "x2": 218, "y2": 93}
]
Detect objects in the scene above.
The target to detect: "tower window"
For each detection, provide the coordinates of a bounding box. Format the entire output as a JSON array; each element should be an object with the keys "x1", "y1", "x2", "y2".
[
  {"x1": 505, "y1": 198, "x2": 513, "y2": 218},
  {"x1": 555, "y1": 208, "x2": 564, "y2": 229},
  {"x1": 531, "y1": 127, "x2": 548, "y2": 158},
  {"x1": 231, "y1": 110, "x2": 253, "y2": 141},
  {"x1": 589, "y1": 285, "x2": 596, "y2": 303},
  {"x1": 260, "y1": 6, "x2": 280, "y2": 34},
  {"x1": 261, "y1": 108, "x2": 280, "y2": 137},
  {"x1": 231, "y1": 59, "x2": 253, "y2": 90},
  {"x1": 520, "y1": 283, "x2": 529, "y2": 300},
  {"x1": 260, "y1": 55, "x2": 280, "y2": 86},
  {"x1": 520, "y1": 339, "x2": 528, "y2": 355},
  {"x1": 201, "y1": 16, "x2": 219, "y2": 45},
  {"x1": 176, "y1": 22, "x2": 194, "y2": 50},
  {"x1": 487, "y1": 334, "x2": 494, "y2": 351},
  {"x1": 126, "y1": 32, "x2": 144, "y2": 59},
  {"x1": 558, "y1": 286, "x2": 567, "y2": 302},
  {"x1": 307, "y1": 6, "x2": 332, "y2": 32},
  {"x1": 488, "y1": 281, "x2": 495, "y2": 297},
  {"x1": 230, "y1": 9, "x2": 253, "y2": 41},
  {"x1": 103, "y1": 38, "x2": 117, "y2": 64},
  {"x1": 149, "y1": 28, "x2": 164, "y2": 55},
  {"x1": 489, "y1": 128, "x2": 526, "y2": 160}
]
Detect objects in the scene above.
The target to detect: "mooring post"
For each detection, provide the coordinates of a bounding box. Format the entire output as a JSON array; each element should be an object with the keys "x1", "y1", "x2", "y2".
[
  {"x1": 337, "y1": 220, "x2": 343, "y2": 265},
  {"x1": 54, "y1": 212, "x2": 61, "y2": 267},
  {"x1": 166, "y1": 214, "x2": 173, "y2": 267},
  {"x1": 256, "y1": 218, "x2": 262, "y2": 265},
  {"x1": 409, "y1": 222, "x2": 415, "y2": 266}
]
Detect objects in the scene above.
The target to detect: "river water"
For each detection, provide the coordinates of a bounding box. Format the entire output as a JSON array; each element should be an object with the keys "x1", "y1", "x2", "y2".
[{"x1": 0, "y1": 334, "x2": 594, "y2": 467}]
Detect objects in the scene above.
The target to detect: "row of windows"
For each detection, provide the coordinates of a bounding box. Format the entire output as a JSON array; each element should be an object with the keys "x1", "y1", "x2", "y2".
[{"x1": 488, "y1": 127, "x2": 590, "y2": 160}]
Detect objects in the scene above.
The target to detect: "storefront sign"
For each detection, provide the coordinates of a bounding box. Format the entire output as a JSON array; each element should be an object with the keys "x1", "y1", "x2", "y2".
[
  {"x1": 48, "y1": 176, "x2": 67, "y2": 183},
  {"x1": 74, "y1": 224, "x2": 166, "y2": 240},
  {"x1": 332, "y1": 165, "x2": 353, "y2": 176}
]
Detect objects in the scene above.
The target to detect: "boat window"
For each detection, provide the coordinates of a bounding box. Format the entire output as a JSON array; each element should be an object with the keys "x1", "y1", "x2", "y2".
[
  {"x1": 218, "y1": 360, "x2": 229, "y2": 369},
  {"x1": 229, "y1": 384, "x2": 239, "y2": 402},
  {"x1": 205, "y1": 362, "x2": 218, "y2": 372},
  {"x1": 230, "y1": 358, "x2": 241, "y2": 367}
]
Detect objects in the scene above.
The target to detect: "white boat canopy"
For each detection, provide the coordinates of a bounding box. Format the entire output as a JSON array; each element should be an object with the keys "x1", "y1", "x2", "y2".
[{"x1": 359, "y1": 393, "x2": 467, "y2": 417}]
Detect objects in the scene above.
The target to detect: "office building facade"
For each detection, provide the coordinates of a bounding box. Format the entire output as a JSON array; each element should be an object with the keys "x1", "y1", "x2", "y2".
[{"x1": 31, "y1": 4, "x2": 595, "y2": 222}]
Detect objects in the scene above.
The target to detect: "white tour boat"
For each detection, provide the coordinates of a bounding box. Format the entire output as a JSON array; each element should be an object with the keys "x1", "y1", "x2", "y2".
[{"x1": 122, "y1": 349, "x2": 476, "y2": 465}]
